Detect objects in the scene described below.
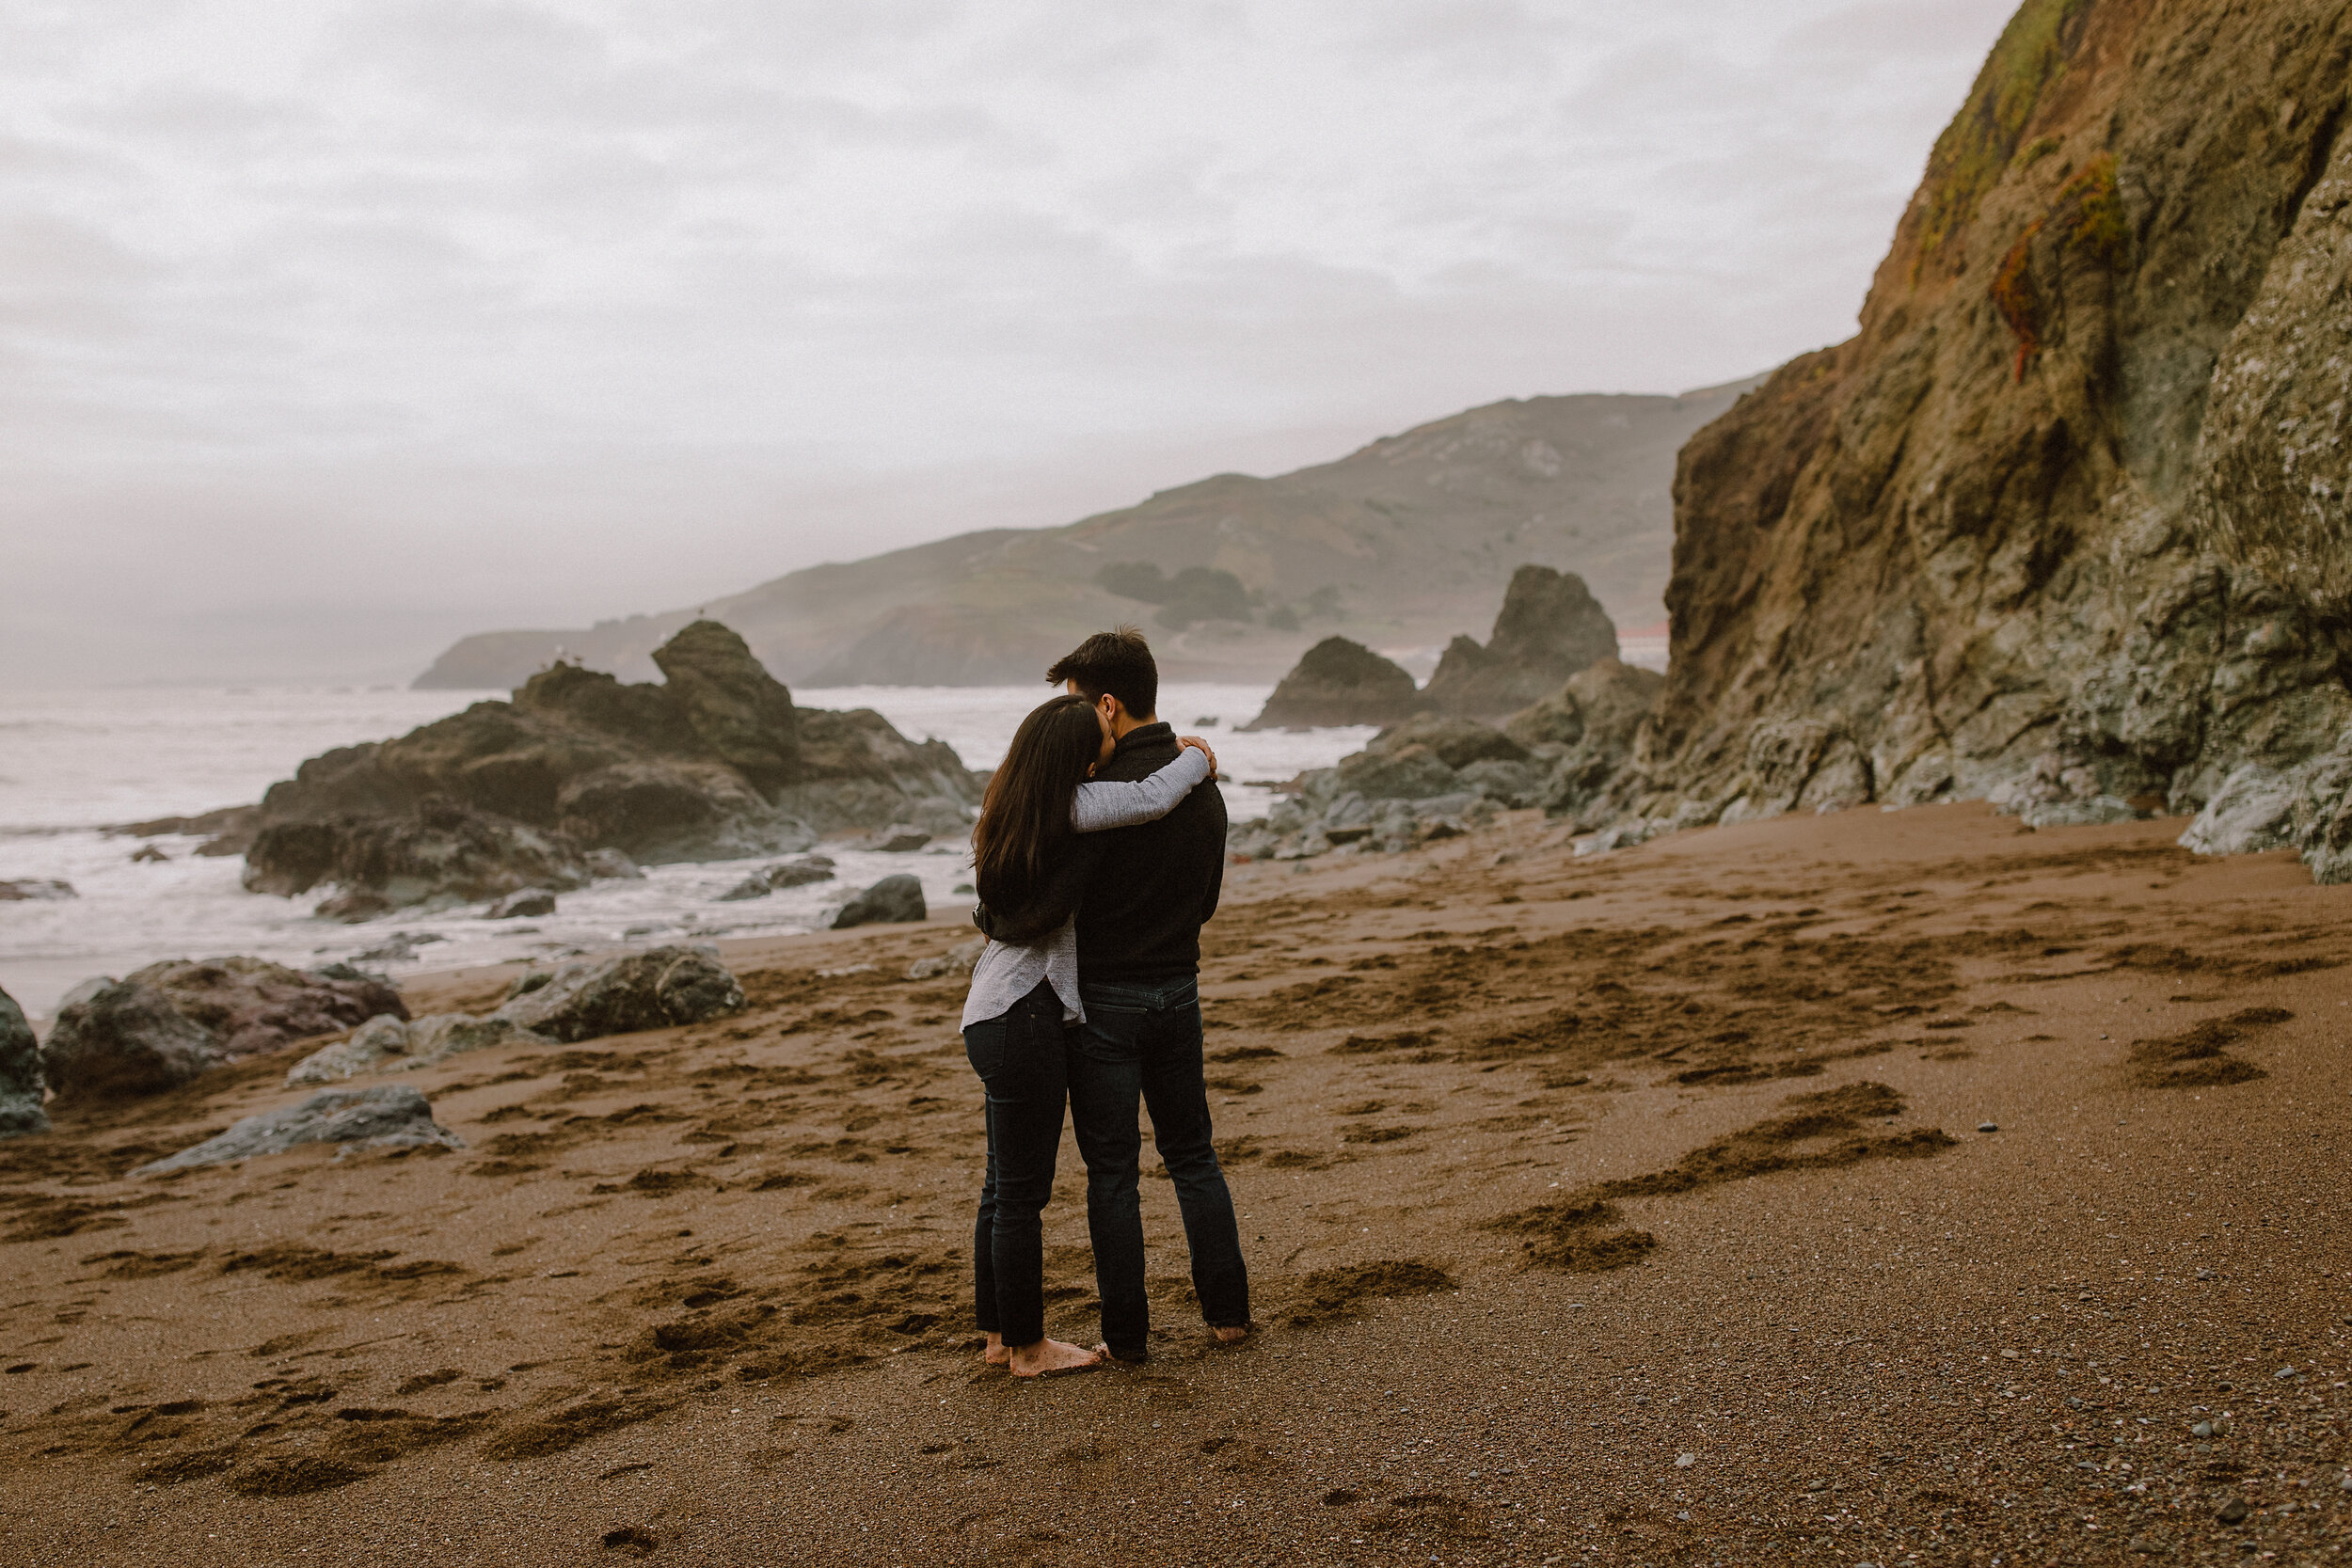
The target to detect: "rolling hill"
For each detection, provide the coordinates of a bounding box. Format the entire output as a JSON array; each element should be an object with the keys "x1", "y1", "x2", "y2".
[{"x1": 416, "y1": 379, "x2": 1757, "y2": 691}]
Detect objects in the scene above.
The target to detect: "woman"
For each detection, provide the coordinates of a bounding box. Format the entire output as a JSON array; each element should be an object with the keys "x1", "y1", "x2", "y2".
[{"x1": 961, "y1": 693, "x2": 1216, "y2": 1376}]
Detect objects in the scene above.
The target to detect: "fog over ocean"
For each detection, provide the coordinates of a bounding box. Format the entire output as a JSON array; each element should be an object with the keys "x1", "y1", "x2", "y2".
[{"x1": 0, "y1": 683, "x2": 1368, "y2": 1020}]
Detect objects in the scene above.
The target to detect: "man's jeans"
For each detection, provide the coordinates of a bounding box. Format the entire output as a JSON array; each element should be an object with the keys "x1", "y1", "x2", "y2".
[
  {"x1": 1069, "y1": 974, "x2": 1250, "y2": 1359},
  {"x1": 963, "y1": 978, "x2": 1070, "y2": 1348}
]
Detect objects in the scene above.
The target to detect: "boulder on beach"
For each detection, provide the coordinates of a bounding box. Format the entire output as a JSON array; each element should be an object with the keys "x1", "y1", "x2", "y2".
[
  {"x1": 0, "y1": 985, "x2": 48, "y2": 1139},
  {"x1": 0, "y1": 879, "x2": 76, "y2": 902},
  {"x1": 492, "y1": 946, "x2": 744, "y2": 1043},
  {"x1": 1364, "y1": 715, "x2": 1530, "y2": 770},
  {"x1": 42, "y1": 980, "x2": 225, "y2": 1100},
  {"x1": 869, "y1": 825, "x2": 930, "y2": 852},
  {"x1": 1422, "y1": 566, "x2": 1618, "y2": 719},
  {"x1": 286, "y1": 1011, "x2": 550, "y2": 1085},
  {"x1": 1506, "y1": 659, "x2": 1666, "y2": 824},
  {"x1": 1242, "y1": 638, "x2": 1428, "y2": 731},
  {"x1": 716, "y1": 855, "x2": 836, "y2": 902},
  {"x1": 121, "y1": 956, "x2": 406, "y2": 1060},
  {"x1": 135, "y1": 1085, "x2": 463, "y2": 1175},
  {"x1": 905, "y1": 936, "x2": 985, "y2": 981},
  {"x1": 832, "y1": 874, "x2": 926, "y2": 928},
  {"x1": 242, "y1": 620, "x2": 981, "y2": 911},
  {"x1": 40, "y1": 957, "x2": 408, "y2": 1101}
]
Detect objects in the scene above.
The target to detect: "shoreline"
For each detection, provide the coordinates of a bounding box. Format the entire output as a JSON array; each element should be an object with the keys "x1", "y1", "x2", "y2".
[{"x1": 2, "y1": 800, "x2": 2345, "y2": 1563}]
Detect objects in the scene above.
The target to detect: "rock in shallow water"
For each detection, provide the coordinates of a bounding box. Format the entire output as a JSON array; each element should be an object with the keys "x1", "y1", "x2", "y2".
[
  {"x1": 135, "y1": 1085, "x2": 463, "y2": 1174},
  {"x1": 715, "y1": 854, "x2": 836, "y2": 901},
  {"x1": 831, "y1": 874, "x2": 927, "y2": 928},
  {"x1": 0, "y1": 879, "x2": 75, "y2": 901},
  {"x1": 485, "y1": 887, "x2": 556, "y2": 919},
  {"x1": 0, "y1": 985, "x2": 48, "y2": 1139}
]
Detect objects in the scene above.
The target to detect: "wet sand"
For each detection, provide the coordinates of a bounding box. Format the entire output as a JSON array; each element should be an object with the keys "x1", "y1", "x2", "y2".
[{"x1": 1, "y1": 802, "x2": 2346, "y2": 1565}]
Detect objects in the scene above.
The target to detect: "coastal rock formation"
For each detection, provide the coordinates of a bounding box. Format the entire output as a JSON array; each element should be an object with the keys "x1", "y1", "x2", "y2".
[
  {"x1": 1585, "y1": 0, "x2": 2352, "y2": 876},
  {"x1": 0, "y1": 879, "x2": 75, "y2": 902},
  {"x1": 247, "y1": 799, "x2": 598, "y2": 911},
  {"x1": 245, "y1": 621, "x2": 980, "y2": 910},
  {"x1": 491, "y1": 947, "x2": 743, "y2": 1044},
  {"x1": 1421, "y1": 566, "x2": 1618, "y2": 719},
  {"x1": 1231, "y1": 659, "x2": 1666, "y2": 860},
  {"x1": 40, "y1": 958, "x2": 406, "y2": 1101},
  {"x1": 832, "y1": 875, "x2": 927, "y2": 928},
  {"x1": 135, "y1": 1085, "x2": 463, "y2": 1175},
  {"x1": 1242, "y1": 639, "x2": 1428, "y2": 730},
  {"x1": 0, "y1": 985, "x2": 47, "y2": 1139}
]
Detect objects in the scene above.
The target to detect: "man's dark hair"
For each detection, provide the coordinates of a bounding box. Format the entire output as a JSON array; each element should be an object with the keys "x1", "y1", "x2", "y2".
[{"x1": 1048, "y1": 626, "x2": 1157, "y2": 720}]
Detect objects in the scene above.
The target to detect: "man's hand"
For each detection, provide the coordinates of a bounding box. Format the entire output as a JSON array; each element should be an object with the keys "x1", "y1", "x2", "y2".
[{"x1": 1178, "y1": 735, "x2": 1219, "y2": 780}]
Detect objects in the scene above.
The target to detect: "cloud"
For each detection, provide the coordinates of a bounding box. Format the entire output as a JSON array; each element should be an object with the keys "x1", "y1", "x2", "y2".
[{"x1": 0, "y1": 0, "x2": 2022, "y2": 686}]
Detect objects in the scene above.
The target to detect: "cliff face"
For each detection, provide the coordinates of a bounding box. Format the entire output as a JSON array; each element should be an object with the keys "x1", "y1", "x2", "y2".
[{"x1": 1620, "y1": 0, "x2": 2352, "y2": 830}]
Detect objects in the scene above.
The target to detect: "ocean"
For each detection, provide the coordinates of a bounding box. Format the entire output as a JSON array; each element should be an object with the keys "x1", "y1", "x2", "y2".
[{"x1": 0, "y1": 683, "x2": 1369, "y2": 1022}]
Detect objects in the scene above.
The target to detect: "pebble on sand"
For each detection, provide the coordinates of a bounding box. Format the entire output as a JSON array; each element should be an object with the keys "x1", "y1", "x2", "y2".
[{"x1": 1978, "y1": 1121, "x2": 1999, "y2": 1132}]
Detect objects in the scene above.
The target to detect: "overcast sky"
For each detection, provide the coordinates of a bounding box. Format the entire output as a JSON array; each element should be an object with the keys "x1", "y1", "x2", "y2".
[{"x1": 3, "y1": 0, "x2": 2018, "y2": 687}]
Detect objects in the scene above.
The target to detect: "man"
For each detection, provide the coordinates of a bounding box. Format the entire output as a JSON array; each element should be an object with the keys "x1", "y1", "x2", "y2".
[{"x1": 1045, "y1": 626, "x2": 1251, "y2": 1361}]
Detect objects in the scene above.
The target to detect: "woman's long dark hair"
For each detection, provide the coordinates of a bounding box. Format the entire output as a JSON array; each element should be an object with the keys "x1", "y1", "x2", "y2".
[{"x1": 972, "y1": 694, "x2": 1102, "y2": 920}]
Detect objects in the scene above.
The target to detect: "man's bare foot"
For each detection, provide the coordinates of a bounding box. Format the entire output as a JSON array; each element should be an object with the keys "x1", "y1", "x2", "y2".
[
  {"x1": 1090, "y1": 1341, "x2": 1147, "y2": 1364},
  {"x1": 982, "y1": 1332, "x2": 1010, "y2": 1366},
  {"x1": 1212, "y1": 1324, "x2": 1251, "y2": 1345},
  {"x1": 1007, "y1": 1337, "x2": 1100, "y2": 1377}
]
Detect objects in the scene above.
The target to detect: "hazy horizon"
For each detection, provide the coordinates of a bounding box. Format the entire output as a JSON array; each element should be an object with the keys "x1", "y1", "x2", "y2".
[{"x1": 4, "y1": 0, "x2": 2022, "y2": 689}]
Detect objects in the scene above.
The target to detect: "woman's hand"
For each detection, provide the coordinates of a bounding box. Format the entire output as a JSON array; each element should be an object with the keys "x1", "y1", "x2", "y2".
[{"x1": 1179, "y1": 736, "x2": 1219, "y2": 780}]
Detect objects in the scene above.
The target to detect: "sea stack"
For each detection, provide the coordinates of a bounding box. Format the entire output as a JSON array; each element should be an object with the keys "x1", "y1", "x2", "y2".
[
  {"x1": 1421, "y1": 565, "x2": 1619, "y2": 720},
  {"x1": 242, "y1": 620, "x2": 983, "y2": 911},
  {"x1": 1243, "y1": 638, "x2": 1429, "y2": 730}
]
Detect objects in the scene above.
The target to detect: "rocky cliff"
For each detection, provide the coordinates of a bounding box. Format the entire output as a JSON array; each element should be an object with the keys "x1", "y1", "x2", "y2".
[
  {"x1": 1421, "y1": 565, "x2": 1618, "y2": 719},
  {"x1": 247, "y1": 621, "x2": 980, "y2": 911},
  {"x1": 1600, "y1": 0, "x2": 2352, "y2": 855},
  {"x1": 415, "y1": 386, "x2": 1753, "y2": 690}
]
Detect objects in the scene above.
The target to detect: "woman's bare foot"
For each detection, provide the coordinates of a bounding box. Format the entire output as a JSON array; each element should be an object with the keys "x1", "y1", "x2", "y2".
[
  {"x1": 1007, "y1": 1337, "x2": 1100, "y2": 1377},
  {"x1": 1090, "y1": 1341, "x2": 1147, "y2": 1364},
  {"x1": 1212, "y1": 1324, "x2": 1251, "y2": 1345},
  {"x1": 982, "y1": 1332, "x2": 1010, "y2": 1366}
]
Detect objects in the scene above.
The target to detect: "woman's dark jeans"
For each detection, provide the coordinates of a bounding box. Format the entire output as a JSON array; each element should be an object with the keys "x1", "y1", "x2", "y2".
[
  {"x1": 963, "y1": 978, "x2": 1071, "y2": 1348},
  {"x1": 1069, "y1": 974, "x2": 1250, "y2": 1359}
]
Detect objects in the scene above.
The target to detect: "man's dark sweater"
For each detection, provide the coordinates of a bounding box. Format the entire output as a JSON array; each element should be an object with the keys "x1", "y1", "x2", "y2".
[{"x1": 1075, "y1": 721, "x2": 1226, "y2": 982}]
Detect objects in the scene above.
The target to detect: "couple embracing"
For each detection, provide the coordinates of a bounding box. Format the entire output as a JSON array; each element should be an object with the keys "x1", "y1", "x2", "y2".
[{"x1": 959, "y1": 627, "x2": 1250, "y2": 1375}]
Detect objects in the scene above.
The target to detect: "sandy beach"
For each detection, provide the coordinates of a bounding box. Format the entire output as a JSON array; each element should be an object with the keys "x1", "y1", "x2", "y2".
[{"x1": 2, "y1": 802, "x2": 2346, "y2": 1565}]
